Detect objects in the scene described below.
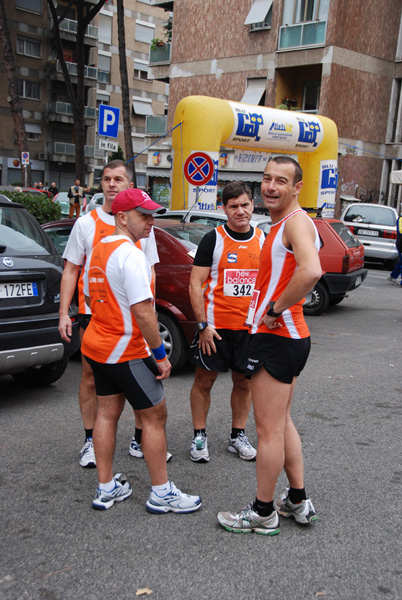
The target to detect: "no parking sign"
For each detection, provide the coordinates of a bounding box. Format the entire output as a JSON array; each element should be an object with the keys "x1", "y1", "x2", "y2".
[{"x1": 21, "y1": 152, "x2": 29, "y2": 165}]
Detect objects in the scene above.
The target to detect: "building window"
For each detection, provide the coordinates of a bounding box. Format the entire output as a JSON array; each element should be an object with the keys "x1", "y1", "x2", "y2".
[
  {"x1": 97, "y1": 53, "x2": 111, "y2": 83},
  {"x1": 241, "y1": 78, "x2": 267, "y2": 106},
  {"x1": 279, "y1": 0, "x2": 329, "y2": 49},
  {"x1": 132, "y1": 97, "x2": 153, "y2": 116},
  {"x1": 302, "y1": 80, "x2": 320, "y2": 113},
  {"x1": 16, "y1": 0, "x2": 41, "y2": 14},
  {"x1": 282, "y1": 0, "x2": 330, "y2": 24},
  {"x1": 98, "y1": 14, "x2": 112, "y2": 45},
  {"x1": 25, "y1": 123, "x2": 42, "y2": 141},
  {"x1": 135, "y1": 20, "x2": 155, "y2": 44},
  {"x1": 16, "y1": 36, "x2": 41, "y2": 58},
  {"x1": 244, "y1": 0, "x2": 273, "y2": 31},
  {"x1": 134, "y1": 59, "x2": 150, "y2": 81},
  {"x1": 16, "y1": 79, "x2": 41, "y2": 100}
]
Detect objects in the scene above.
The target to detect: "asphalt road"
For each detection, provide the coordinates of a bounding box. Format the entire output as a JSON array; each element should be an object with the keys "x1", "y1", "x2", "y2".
[{"x1": 1, "y1": 266, "x2": 401, "y2": 600}]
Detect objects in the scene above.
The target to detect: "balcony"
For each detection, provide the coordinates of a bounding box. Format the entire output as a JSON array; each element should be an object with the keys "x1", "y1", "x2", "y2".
[
  {"x1": 278, "y1": 20, "x2": 327, "y2": 51},
  {"x1": 58, "y1": 18, "x2": 98, "y2": 40},
  {"x1": 150, "y1": 42, "x2": 171, "y2": 65},
  {"x1": 47, "y1": 142, "x2": 94, "y2": 159},
  {"x1": 48, "y1": 102, "x2": 96, "y2": 119},
  {"x1": 56, "y1": 60, "x2": 98, "y2": 80},
  {"x1": 153, "y1": 0, "x2": 174, "y2": 8},
  {"x1": 146, "y1": 115, "x2": 167, "y2": 136}
]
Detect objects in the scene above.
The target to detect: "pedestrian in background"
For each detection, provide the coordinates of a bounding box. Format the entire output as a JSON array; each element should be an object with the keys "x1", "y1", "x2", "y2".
[
  {"x1": 48, "y1": 182, "x2": 59, "y2": 197},
  {"x1": 387, "y1": 210, "x2": 402, "y2": 287},
  {"x1": 68, "y1": 178, "x2": 84, "y2": 218}
]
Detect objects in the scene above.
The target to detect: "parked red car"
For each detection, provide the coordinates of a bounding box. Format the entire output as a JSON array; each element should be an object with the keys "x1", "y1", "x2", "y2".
[{"x1": 303, "y1": 217, "x2": 368, "y2": 315}]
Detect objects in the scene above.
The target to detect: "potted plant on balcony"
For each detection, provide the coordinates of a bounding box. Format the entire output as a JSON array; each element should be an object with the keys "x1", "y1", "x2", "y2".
[{"x1": 151, "y1": 38, "x2": 165, "y2": 51}]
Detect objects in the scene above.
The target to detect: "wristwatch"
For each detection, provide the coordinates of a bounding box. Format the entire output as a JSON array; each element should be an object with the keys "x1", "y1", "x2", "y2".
[
  {"x1": 196, "y1": 321, "x2": 209, "y2": 331},
  {"x1": 266, "y1": 301, "x2": 282, "y2": 318}
]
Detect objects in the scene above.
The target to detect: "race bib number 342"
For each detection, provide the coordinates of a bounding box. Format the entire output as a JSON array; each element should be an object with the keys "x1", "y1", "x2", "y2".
[{"x1": 223, "y1": 269, "x2": 258, "y2": 297}]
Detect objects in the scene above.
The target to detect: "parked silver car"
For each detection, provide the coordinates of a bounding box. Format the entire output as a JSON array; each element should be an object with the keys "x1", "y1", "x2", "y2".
[
  {"x1": 341, "y1": 202, "x2": 398, "y2": 267},
  {"x1": 156, "y1": 208, "x2": 271, "y2": 235},
  {"x1": 84, "y1": 192, "x2": 104, "y2": 213}
]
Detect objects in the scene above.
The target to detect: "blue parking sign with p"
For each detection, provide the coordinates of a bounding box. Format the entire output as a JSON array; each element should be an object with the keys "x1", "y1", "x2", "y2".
[{"x1": 98, "y1": 105, "x2": 120, "y2": 138}]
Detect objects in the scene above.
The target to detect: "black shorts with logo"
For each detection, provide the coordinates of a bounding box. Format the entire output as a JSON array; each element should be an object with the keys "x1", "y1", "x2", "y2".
[
  {"x1": 189, "y1": 328, "x2": 251, "y2": 374},
  {"x1": 246, "y1": 333, "x2": 311, "y2": 384}
]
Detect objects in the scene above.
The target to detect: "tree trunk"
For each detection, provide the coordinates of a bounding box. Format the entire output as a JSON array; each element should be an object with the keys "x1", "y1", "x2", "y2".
[
  {"x1": 116, "y1": 0, "x2": 136, "y2": 186},
  {"x1": 0, "y1": 0, "x2": 32, "y2": 186}
]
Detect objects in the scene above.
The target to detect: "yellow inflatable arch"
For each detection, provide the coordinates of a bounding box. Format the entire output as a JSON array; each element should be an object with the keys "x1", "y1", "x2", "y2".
[{"x1": 171, "y1": 95, "x2": 338, "y2": 216}]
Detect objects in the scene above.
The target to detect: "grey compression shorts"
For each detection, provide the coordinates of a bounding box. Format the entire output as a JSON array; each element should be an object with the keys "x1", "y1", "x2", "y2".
[{"x1": 84, "y1": 355, "x2": 164, "y2": 410}]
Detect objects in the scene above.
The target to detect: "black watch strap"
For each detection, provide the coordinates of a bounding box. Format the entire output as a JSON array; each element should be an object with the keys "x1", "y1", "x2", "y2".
[
  {"x1": 266, "y1": 301, "x2": 282, "y2": 318},
  {"x1": 196, "y1": 321, "x2": 208, "y2": 331}
]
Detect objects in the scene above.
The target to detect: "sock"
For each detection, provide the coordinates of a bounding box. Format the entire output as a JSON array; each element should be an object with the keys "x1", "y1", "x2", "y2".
[
  {"x1": 231, "y1": 427, "x2": 244, "y2": 439},
  {"x1": 135, "y1": 428, "x2": 142, "y2": 444},
  {"x1": 289, "y1": 487, "x2": 307, "y2": 504},
  {"x1": 152, "y1": 481, "x2": 170, "y2": 496},
  {"x1": 85, "y1": 429, "x2": 93, "y2": 441},
  {"x1": 252, "y1": 497, "x2": 274, "y2": 517},
  {"x1": 99, "y1": 478, "x2": 116, "y2": 493},
  {"x1": 194, "y1": 428, "x2": 206, "y2": 437}
]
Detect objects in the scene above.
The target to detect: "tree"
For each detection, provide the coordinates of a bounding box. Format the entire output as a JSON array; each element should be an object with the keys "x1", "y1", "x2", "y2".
[
  {"x1": 47, "y1": 0, "x2": 107, "y2": 184},
  {"x1": 116, "y1": 0, "x2": 136, "y2": 185},
  {"x1": 0, "y1": 0, "x2": 33, "y2": 186}
]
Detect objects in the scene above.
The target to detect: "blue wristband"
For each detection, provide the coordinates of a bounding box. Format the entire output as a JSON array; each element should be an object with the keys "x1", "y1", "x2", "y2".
[{"x1": 151, "y1": 342, "x2": 166, "y2": 361}]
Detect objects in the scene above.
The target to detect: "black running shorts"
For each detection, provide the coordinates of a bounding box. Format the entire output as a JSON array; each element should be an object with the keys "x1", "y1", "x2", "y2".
[
  {"x1": 84, "y1": 355, "x2": 164, "y2": 410},
  {"x1": 189, "y1": 328, "x2": 251, "y2": 373},
  {"x1": 77, "y1": 313, "x2": 92, "y2": 330},
  {"x1": 245, "y1": 333, "x2": 311, "y2": 384}
]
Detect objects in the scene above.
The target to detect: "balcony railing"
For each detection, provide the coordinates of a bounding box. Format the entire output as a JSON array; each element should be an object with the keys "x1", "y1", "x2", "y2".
[
  {"x1": 58, "y1": 18, "x2": 98, "y2": 39},
  {"x1": 149, "y1": 42, "x2": 171, "y2": 65},
  {"x1": 56, "y1": 60, "x2": 97, "y2": 80},
  {"x1": 48, "y1": 102, "x2": 96, "y2": 119},
  {"x1": 47, "y1": 142, "x2": 94, "y2": 157},
  {"x1": 145, "y1": 115, "x2": 167, "y2": 135},
  {"x1": 278, "y1": 20, "x2": 327, "y2": 50}
]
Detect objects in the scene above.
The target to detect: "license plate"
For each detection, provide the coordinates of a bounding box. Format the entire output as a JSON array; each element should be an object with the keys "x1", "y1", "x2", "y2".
[
  {"x1": 0, "y1": 282, "x2": 38, "y2": 298},
  {"x1": 355, "y1": 275, "x2": 362, "y2": 287},
  {"x1": 357, "y1": 229, "x2": 379, "y2": 237}
]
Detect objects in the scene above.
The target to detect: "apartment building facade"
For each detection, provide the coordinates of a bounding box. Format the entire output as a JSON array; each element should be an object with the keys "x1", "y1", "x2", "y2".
[
  {"x1": 148, "y1": 0, "x2": 402, "y2": 213},
  {"x1": 1, "y1": 0, "x2": 169, "y2": 190}
]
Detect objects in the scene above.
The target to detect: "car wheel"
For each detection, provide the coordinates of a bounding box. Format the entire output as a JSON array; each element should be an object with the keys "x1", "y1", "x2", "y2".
[
  {"x1": 157, "y1": 312, "x2": 189, "y2": 373},
  {"x1": 329, "y1": 294, "x2": 346, "y2": 306},
  {"x1": 12, "y1": 356, "x2": 69, "y2": 388},
  {"x1": 303, "y1": 281, "x2": 330, "y2": 316}
]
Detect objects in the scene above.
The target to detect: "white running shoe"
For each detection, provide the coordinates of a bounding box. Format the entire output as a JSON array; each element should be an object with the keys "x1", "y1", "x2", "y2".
[
  {"x1": 92, "y1": 473, "x2": 132, "y2": 510},
  {"x1": 190, "y1": 432, "x2": 209, "y2": 462},
  {"x1": 227, "y1": 432, "x2": 256, "y2": 461},
  {"x1": 217, "y1": 504, "x2": 280, "y2": 535},
  {"x1": 129, "y1": 436, "x2": 172, "y2": 462},
  {"x1": 146, "y1": 482, "x2": 202, "y2": 514},
  {"x1": 274, "y1": 488, "x2": 317, "y2": 524},
  {"x1": 79, "y1": 439, "x2": 96, "y2": 468}
]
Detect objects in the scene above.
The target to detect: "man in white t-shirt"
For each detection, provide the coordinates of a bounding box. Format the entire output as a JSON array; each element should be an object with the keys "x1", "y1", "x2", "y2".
[{"x1": 59, "y1": 160, "x2": 167, "y2": 468}]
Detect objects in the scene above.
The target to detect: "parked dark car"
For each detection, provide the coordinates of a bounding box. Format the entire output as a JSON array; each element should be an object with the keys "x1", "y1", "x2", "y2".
[
  {"x1": 42, "y1": 218, "x2": 210, "y2": 372},
  {"x1": 303, "y1": 217, "x2": 368, "y2": 315},
  {"x1": 0, "y1": 195, "x2": 79, "y2": 386}
]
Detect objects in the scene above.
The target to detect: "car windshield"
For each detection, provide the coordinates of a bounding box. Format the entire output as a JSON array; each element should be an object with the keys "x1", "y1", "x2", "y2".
[
  {"x1": 344, "y1": 206, "x2": 396, "y2": 227},
  {"x1": 160, "y1": 224, "x2": 212, "y2": 251},
  {"x1": 43, "y1": 226, "x2": 72, "y2": 254},
  {"x1": 0, "y1": 206, "x2": 54, "y2": 255},
  {"x1": 330, "y1": 222, "x2": 361, "y2": 248}
]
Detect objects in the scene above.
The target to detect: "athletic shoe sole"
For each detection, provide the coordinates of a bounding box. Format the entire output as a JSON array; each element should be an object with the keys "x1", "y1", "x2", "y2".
[
  {"x1": 217, "y1": 514, "x2": 279, "y2": 536},
  {"x1": 92, "y1": 488, "x2": 132, "y2": 510},
  {"x1": 227, "y1": 445, "x2": 256, "y2": 461},
  {"x1": 190, "y1": 455, "x2": 210, "y2": 463},
  {"x1": 145, "y1": 498, "x2": 202, "y2": 514}
]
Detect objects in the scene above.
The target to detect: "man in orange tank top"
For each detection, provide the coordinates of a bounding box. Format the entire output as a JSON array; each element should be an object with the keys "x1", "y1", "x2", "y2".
[
  {"x1": 218, "y1": 156, "x2": 322, "y2": 535},
  {"x1": 189, "y1": 182, "x2": 265, "y2": 463}
]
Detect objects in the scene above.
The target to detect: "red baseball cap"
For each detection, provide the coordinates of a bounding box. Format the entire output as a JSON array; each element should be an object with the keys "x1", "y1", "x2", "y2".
[{"x1": 111, "y1": 188, "x2": 166, "y2": 215}]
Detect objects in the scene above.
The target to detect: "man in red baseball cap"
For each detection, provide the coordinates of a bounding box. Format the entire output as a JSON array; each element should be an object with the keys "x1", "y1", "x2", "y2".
[{"x1": 81, "y1": 188, "x2": 201, "y2": 514}]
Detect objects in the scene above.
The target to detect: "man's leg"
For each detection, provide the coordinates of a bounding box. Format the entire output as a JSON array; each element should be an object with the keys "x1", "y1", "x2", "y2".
[
  {"x1": 79, "y1": 331, "x2": 97, "y2": 430},
  {"x1": 76, "y1": 203, "x2": 81, "y2": 218},
  {"x1": 251, "y1": 368, "x2": 294, "y2": 502},
  {"x1": 68, "y1": 203, "x2": 74, "y2": 218},
  {"x1": 230, "y1": 371, "x2": 251, "y2": 428},
  {"x1": 227, "y1": 371, "x2": 256, "y2": 460},
  {"x1": 190, "y1": 367, "x2": 218, "y2": 429},
  {"x1": 93, "y1": 392, "x2": 125, "y2": 483},
  {"x1": 139, "y1": 400, "x2": 168, "y2": 485}
]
